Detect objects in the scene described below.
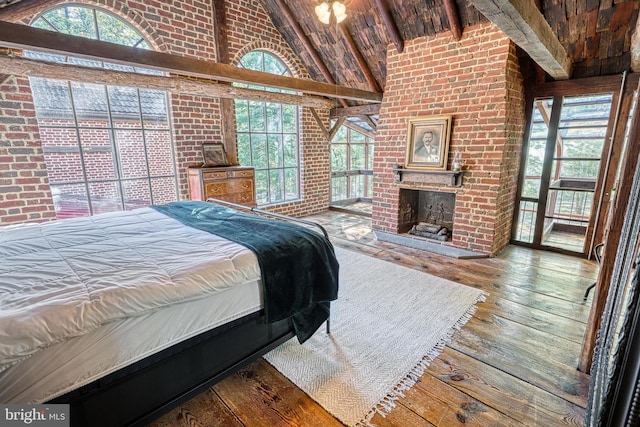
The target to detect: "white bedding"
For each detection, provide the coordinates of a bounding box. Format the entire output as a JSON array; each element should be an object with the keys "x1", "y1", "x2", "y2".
[
  {"x1": 0, "y1": 277, "x2": 262, "y2": 403},
  {"x1": 0, "y1": 207, "x2": 261, "y2": 372}
]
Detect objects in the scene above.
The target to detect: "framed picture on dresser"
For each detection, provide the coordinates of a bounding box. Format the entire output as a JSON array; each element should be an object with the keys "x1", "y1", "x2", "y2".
[{"x1": 202, "y1": 143, "x2": 230, "y2": 167}]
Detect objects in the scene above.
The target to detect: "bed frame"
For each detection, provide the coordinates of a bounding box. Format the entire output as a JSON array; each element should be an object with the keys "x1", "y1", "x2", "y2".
[{"x1": 47, "y1": 199, "x2": 331, "y2": 426}]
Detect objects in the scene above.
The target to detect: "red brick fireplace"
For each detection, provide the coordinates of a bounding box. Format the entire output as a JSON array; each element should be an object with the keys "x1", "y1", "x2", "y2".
[{"x1": 372, "y1": 22, "x2": 526, "y2": 257}]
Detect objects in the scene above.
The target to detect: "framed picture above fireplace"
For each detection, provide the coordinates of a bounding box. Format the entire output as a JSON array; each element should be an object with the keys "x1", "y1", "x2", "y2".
[{"x1": 405, "y1": 115, "x2": 452, "y2": 170}]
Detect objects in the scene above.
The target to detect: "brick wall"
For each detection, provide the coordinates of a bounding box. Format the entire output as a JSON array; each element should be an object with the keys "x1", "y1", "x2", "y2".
[
  {"x1": 0, "y1": 75, "x2": 55, "y2": 224},
  {"x1": 372, "y1": 22, "x2": 525, "y2": 256},
  {"x1": 1, "y1": 0, "x2": 331, "y2": 225}
]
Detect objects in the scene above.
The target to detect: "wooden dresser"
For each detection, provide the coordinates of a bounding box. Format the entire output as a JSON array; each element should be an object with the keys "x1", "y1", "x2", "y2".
[{"x1": 187, "y1": 166, "x2": 256, "y2": 207}]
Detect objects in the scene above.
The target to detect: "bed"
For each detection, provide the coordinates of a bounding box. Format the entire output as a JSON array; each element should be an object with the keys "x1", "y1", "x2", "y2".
[{"x1": 0, "y1": 200, "x2": 339, "y2": 426}]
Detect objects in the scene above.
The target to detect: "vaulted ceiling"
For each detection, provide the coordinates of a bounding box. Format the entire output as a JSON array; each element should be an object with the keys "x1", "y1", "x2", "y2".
[
  {"x1": 0, "y1": 0, "x2": 638, "y2": 97},
  {"x1": 258, "y1": 0, "x2": 639, "y2": 94}
]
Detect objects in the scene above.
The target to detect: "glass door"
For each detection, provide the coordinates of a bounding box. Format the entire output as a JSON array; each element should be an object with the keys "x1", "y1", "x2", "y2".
[{"x1": 513, "y1": 94, "x2": 613, "y2": 255}]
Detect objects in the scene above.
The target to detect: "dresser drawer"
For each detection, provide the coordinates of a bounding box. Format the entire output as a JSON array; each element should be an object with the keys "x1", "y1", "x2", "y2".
[
  {"x1": 204, "y1": 179, "x2": 253, "y2": 198},
  {"x1": 226, "y1": 178, "x2": 253, "y2": 194},
  {"x1": 227, "y1": 169, "x2": 254, "y2": 178},
  {"x1": 202, "y1": 171, "x2": 227, "y2": 180}
]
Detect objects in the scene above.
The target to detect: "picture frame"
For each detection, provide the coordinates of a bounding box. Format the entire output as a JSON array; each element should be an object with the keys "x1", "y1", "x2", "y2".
[
  {"x1": 202, "y1": 143, "x2": 230, "y2": 167},
  {"x1": 405, "y1": 115, "x2": 452, "y2": 170}
]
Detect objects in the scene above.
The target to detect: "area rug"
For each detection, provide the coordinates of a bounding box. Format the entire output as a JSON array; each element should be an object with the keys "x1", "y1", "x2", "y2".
[{"x1": 264, "y1": 247, "x2": 486, "y2": 427}]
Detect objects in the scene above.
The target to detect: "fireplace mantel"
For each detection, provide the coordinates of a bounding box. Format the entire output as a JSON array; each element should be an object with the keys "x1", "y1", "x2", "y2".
[{"x1": 393, "y1": 166, "x2": 464, "y2": 187}]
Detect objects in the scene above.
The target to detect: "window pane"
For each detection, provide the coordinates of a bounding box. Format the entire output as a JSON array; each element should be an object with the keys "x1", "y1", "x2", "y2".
[
  {"x1": 268, "y1": 134, "x2": 283, "y2": 168},
  {"x1": 45, "y1": 6, "x2": 97, "y2": 39},
  {"x1": 241, "y1": 51, "x2": 263, "y2": 71},
  {"x1": 96, "y1": 10, "x2": 145, "y2": 46},
  {"x1": 331, "y1": 177, "x2": 347, "y2": 201},
  {"x1": 71, "y1": 82, "x2": 109, "y2": 123},
  {"x1": 89, "y1": 181, "x2": 121, "y2": 215},
  {"x1": 332, "y1": 125, "x2": 347, "y2": 142},
  {"x1": 266, "y1": 103, "x2": 281, "y2": 132},
  {"x1": 282, "y1": 105, "x2": 296, "y2": 132},
  {"x1": 284, "y1": 168, "x2": 298, "y2": 201},
  {"x1": 255, "y1": 170, "x2": 269, "y2": 204},
  {"x1": 52, "y1": 183, "x2": 90, "y2": 219},
  {"x1": 283, "y1": 134, "x2": 297, "y2": 167},
  {"x1": 115, "y1": 129, "x2": 146, "y2": 178},
  {"x1": 514, "y1": 200, "x2": 537, "y2": 243},
  {"x1": 80, "y1": 128, "x2": 116, "y2": 181},
  {"x1": 251, "y1": 134, "x2": 268, "y2": 169},
  {"x1": 350, "y1": 144, "x2": 365, "y2": 169},
  {"x1": 140, "y1": 89, "x2": 169, "y2": 127},
  {"x1": 109, "y1": 86, "x2": 141, "y2": 127},
  {"x1": 269, "y1": 169, "x2": 284, "y2": 202},
  {"x1": 235, "y1": 101, "x2": 249, "y2": 132},
  {"x1": 351, "y1": 131, "x2": 366, "y2": 143},
  {"x1": 237, "y1": 133, "x2": 251, "y2": 164},
  {"x1": 151, "y1": 177, "x2": 178, "y2": 205},
  {"x1": 350, "y1": 175, "x2": 365, "y2": 198},
  {"x1": 145, "y1": 130, "x2": 174, "y2": 176},
  {"x1": 39, "y1": 128, "x2": 82, "y2": 184},
  {"x1": 122, "y1": 179, "x2": 151, "y2": 210},
  {"x1": 30, "y1": 78, "x2": 74, "y2": 121},
  {"x1": 264, "y1": 52, "x2": 287, "y2": 75},
  {"x1": 249, "y1": 101, "x2": 265, "y2": 132},
  {"x1": 331, "y1": 145, "x2": 347, "y2": 171}
]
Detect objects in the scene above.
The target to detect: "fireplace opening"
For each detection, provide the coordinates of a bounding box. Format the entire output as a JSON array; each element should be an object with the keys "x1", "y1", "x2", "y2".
[{"x1": 399, "y1": 189, "x2": 455, "y2": 242}]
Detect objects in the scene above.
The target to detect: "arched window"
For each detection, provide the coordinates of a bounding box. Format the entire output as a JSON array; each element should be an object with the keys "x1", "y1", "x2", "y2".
[
  {"x1": 28, "y1": 5, "x2": 177, "y2": 219},
  {"x1": 235, "y1": 51, "x2": 300, "y2": 205}
]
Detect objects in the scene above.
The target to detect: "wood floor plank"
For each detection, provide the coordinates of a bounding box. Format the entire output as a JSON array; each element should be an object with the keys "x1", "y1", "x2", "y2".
[
  {"x1": 213, "y1": 359, "x2": 343, "y2": 427},
  {"x1": 427, "y1": 348, "x2": 585, "y2": 427},
  {"x1": 468, "y1": 308, "x2": 583, "y2": 367},
  {"x1": 370, "y1": 403, "x2": 436, "y2": 427},
  {"x1": 149, "y1": 388, "x2": 242, "y2": 427},
  {"x1": 479, "y1": 297, "x2": 587, "y2": 344},
  {"x1": 450, "y1": 322, "x2": 590, "y2": 408},
  {"x1": 401, "y1": 374, "x2": 526, "y2": 426}
]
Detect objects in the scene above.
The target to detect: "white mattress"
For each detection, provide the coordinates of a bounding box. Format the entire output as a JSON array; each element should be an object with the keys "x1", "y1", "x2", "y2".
[
  {"x1": 0, "y1": 206, "x2": 265, "y2": 403},
  {"x1": 0, "y1": 277, "x2": 262, "y2": 403}
]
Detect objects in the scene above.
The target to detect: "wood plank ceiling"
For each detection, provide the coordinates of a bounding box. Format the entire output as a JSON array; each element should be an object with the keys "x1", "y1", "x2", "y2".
[{"x1": 258, "y1": 0, "x2": 638, "y2": 96}]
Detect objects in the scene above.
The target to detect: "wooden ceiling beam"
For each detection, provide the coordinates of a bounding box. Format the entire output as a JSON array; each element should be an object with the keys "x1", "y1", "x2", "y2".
[
  {"x1": 211, "y1": 0, "x2": 238, "y2": 165},
  {"x1": 467, "y1": 0, "x2": 572, "y2": 80},
  {"x1": 274, "y1": 0, "x2": 349, "y2": 108},
  {"x1": 0, "y1": 21, "x2": 382, "y2": 104},
  {"x1": 343, "y1": 121, "x2": 376, "y2": 139},
  {"x1": 330, "y1": 103, "x2": 381, "y2": 118},
  {"x1": 443, "y1": 0, "x2": 463, "y2": 41},
  {"x1": 338, "y1": 24, "x2": 382, "y2": 93},
  {"x1": 328, "y1": 116, "x2": 346, "y2": 141},
  {"x1": 357, "y1": 114, "x2": 378, "y2": 131},
  {"x1": 0, "y1": 54, "x2": 336, "y2": 109},
  {"x1": 373, "y1": 0, "x2": 404, "y2": 53}
]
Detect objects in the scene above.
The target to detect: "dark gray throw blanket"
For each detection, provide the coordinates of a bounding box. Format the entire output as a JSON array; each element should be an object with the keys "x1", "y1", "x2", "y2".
[{"x1": 152, "y1": 201, "x2": 339, "y2": 343}]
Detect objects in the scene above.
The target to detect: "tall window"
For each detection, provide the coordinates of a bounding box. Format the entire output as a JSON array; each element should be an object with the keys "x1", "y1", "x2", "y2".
[
  {"x1": 513, "y1": 93, "x2": 613, "y2": 255},
  {"x1": 331, "y1": 124, "x2": 374, "y2": 201},
  {"x1": 28, "y1": 5, "x2": 177, "y2": 219},
  {"x1": 235, "y1": 51, "x2": 300, "y2": 205}
]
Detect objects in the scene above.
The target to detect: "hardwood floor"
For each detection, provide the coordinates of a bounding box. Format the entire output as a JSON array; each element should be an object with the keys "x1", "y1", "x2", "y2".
[{"x1": 150, "y1": 210, "x2": 597, "y2": 427}]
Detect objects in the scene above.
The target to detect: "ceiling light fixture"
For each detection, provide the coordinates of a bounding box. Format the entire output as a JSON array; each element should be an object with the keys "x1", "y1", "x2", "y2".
[{"x1": 315, "y1": 1, "x2": 349, "y2": 24}]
